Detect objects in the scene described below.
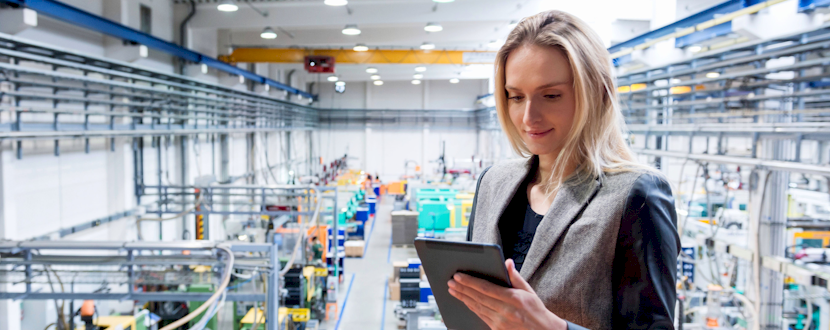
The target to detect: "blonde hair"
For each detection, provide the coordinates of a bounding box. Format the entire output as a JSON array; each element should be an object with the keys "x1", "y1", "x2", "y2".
[{"x1": 495, "y1": 10, "x2": 646, "y2": 195}]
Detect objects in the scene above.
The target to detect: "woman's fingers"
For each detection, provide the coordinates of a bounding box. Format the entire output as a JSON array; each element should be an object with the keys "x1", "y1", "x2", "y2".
[
  {"x1": 449, "y1": 278, "x2": 518, "y2": 317},
  {"x1": 449, "y1": 286, "x2": 501, "y2": 320},
  {"x1": 451, "y1": 273, "x2": 512, "y2": 301},
  {"x1": 505, "y1": 259, "x2": 535, "y2": 293}
]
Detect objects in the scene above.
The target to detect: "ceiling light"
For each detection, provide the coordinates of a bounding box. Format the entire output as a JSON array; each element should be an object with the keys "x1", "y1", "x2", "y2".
[
  {"x1": 342, "y1": 24, "x2": 361, "y2": 36},
  {"x1": 706, "y1": 72, "x2": 720, "y2": 78},
  {"x1": 449, "y1": 78, "x2": 460, "y2": 84},
  {"x1": 353, "y1": 44, "x2": 369, "y2": 52},
  {"x1": 415, "y1": 66, "x2": 427, "y2": 72},
  {"x1": 324, "y1": 0, "x2": 348, "y2": 6},
  {"x1": 366, "y1": 67, "x2": 378, "y2": 74},
  {"x1": 688, "y1": 45, "x2": 702, "y2": 53},
  {"x1": 374, "y1": 80, "x2": 384, "y2": 86},
  {"x1": 370, "y1": 75, "x2": 381, "y2": 80},
  {"x1": 507, "y1": 20, "x2": 518, "y2": 30},
  {"x1": 412, "y1": 80, "x2": 421, "y2": 85},
  {"x1": 335, "y1": 81, "x2": 346, "y2": 86},
  {"x1": 413, "y1": 74, "x2": 423, "y2": 79},
  {"x1": 217, "y1": 0, "x2": 238, "y2": 12},
  {"x1": 424, "y1": 22, "x2": 443, "y2": 32},
  {"x1": 327, "y1": 75, "x2": 339, "y2": 82},
  {"x1": 420, "y1": 42, "x2": 435, "y2": 50},
  {"x1": 260, "y1": 27, "x2": 277, "y2": 39}
]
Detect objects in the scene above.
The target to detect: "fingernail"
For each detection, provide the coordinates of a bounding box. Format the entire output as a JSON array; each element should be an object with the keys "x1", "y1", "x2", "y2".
[
  {"x1": 447, "y1": 280, "x2": 455, "y2": 288},
  {"x1": 448, "y1": 288, "x2": 456, "y2": 295},
  {"x1": 453, "y1": 274, "x2": 461, "y2": 281}
]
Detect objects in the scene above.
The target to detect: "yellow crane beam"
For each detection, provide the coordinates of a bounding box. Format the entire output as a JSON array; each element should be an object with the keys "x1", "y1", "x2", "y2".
[{"x1": 218, "y1": 48, "x2": 497, "y2": 65}]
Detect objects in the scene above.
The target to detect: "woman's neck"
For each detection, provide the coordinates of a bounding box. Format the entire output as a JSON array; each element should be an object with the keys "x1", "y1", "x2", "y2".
[{"x1": 535, "y1": 152, "x2": 577, "y2": 184}]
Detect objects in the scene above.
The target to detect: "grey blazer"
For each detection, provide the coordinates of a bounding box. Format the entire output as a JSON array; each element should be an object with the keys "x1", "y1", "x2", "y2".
[{"x1": 468, "y1": 157, "x2": 680, "y2": 330}]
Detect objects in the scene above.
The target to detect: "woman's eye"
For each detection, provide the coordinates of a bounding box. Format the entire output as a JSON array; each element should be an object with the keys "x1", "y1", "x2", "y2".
[
  {"x1": 544, "y1": 94, "x2": 562, "y2": 100},
  {"x1": 508, "y1": 96, "x2": 524, "y2": 101}
]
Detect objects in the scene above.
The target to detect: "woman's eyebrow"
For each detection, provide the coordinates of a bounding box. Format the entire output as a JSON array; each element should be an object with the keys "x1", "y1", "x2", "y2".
[{"x1": 505, "y1": 80, "x2": 570, "y2": 91}]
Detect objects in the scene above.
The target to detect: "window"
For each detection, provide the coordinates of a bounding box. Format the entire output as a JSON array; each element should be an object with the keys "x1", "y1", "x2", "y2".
[{"x1": 140, "y1": 5, "x2": 152, "y2": 35}]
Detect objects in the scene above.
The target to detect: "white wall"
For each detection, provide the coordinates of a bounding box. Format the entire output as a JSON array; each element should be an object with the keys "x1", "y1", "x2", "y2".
[
  {"x1": 317, "y1": 79, "x2": 487, "y2": 110},
  {"x1": 317, "y1": 127, "x2": 498, "y2": 180}
]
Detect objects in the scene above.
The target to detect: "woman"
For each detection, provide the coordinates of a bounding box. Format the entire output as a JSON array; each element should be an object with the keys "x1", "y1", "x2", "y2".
[{"x1": 450, "y1": 10, "x2": 680, "y2": 330}]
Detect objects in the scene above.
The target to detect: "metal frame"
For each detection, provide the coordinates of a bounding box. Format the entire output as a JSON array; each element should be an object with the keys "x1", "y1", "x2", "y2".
[
  {"x1": 0, "y1": 0, "x2": 314, "y2": 99},
  {"x1": 0, "y1": 240, "x2": 282, "y2": 329}
]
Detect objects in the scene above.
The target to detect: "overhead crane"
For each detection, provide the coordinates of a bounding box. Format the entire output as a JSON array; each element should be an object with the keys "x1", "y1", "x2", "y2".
[{"x1": 218, "y1": 48, "x2": 497, "y2": 65}]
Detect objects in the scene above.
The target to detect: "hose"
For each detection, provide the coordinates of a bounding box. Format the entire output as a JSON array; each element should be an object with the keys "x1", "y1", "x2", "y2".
[
  {"x1": 159, "y1": 245, "x2": 234, "y2": 330},
  {"x1": 732, "y1": 290, "x2": 757, "y2": 328},
  {"x1": 250, "y1": 302, "x2": 261, "y2": 330}
]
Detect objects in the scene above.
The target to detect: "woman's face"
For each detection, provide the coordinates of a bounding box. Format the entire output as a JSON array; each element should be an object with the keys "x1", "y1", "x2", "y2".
[{"x1": 505, "y1": 44, "x2": 576, "y2": 157}]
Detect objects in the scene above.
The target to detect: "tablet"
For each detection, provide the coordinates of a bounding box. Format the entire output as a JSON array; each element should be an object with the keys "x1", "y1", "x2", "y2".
[{"x1": 414, "y1": 238, "x2": 512, "y2": 330}]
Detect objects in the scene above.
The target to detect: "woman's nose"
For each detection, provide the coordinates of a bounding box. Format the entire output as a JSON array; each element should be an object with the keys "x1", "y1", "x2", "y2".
[{"x1": 523, "y1": 99, "x2": 542, "y2": 126}]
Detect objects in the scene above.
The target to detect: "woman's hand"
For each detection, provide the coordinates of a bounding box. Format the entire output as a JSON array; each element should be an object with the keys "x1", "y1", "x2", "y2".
[{"x1": 447, "y1": 259, "x2": 568, "y2": 330}]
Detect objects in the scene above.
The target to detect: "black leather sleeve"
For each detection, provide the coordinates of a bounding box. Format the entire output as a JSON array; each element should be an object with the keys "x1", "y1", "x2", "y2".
[
  {"x1": 611, "y1": 173, "x2": 680, "y2": 330},
  {"x1": 466, "y1": 166, "x2": 492, "y2": 242}
]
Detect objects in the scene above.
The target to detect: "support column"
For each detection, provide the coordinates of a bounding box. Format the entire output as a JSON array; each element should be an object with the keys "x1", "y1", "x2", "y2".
[
  {"x1": 175, "y1": 136, "x2": 190, "y2": 240},
  {"x1": 0, "y1": 142, "x2": 21, "y2": 330},
  {"x1": 307, "y1": 130, "x2": 314, "y2": 176}
]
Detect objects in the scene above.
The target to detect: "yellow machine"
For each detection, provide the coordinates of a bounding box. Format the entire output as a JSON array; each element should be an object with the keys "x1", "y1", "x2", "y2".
[{"x1": 240, "y1": 307, "x2": 311, "y2": 329}]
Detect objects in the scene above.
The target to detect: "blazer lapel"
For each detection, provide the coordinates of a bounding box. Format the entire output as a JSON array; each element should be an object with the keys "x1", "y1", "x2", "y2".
[
  {"x1": 519, "y1": 176, "x2": 602, "y2": 280},
  {"x1": 474, "y1": 157, "x2": 534, "y2": 246}
]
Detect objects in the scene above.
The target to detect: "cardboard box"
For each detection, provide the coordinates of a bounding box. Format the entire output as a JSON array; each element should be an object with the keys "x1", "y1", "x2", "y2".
[
  {"x1": 392, "y1": 261, "x2": 408, "y2": 281},
  {"x1": 344, "y1": 240, "x2": 364, "y2": 257},
  {"x1": 388, "y1": 276, "x2": 400, "y2": 301}
]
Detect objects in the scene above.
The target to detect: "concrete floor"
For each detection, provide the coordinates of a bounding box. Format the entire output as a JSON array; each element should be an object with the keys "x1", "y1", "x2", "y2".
[{"x1": 317, "y1": 196, "x2": 419, "y2": 330}]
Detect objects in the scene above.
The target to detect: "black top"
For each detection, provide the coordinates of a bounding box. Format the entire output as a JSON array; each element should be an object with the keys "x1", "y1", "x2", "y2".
[
  {"x1": 498, "y1": 174, "x2": 545, "y2": 272},
  {"x1": 488, "y1": 166, "x2": 678, "y2": 330}
]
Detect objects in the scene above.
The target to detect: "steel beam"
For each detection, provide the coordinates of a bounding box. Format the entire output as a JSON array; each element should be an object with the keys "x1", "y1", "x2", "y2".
[
  {"x1": 219, "y1": 48, "x2": 496, "y2": 65},
  {"x1": 0, "y1": 0, "x2": 314, "y2": 99}
]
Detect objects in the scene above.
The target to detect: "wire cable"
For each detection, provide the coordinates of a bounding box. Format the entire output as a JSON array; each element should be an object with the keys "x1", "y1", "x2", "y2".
[{"x1": 159, "y1": 245, "x2": 234, "y2": 330}]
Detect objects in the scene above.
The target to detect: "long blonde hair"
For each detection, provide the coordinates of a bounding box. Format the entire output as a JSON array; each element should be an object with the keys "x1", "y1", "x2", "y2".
[{"x1": 495, "y1": 10, "x2": 645, "y2": 195}]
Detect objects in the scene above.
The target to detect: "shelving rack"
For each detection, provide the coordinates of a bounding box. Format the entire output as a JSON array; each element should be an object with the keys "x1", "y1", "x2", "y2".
[{"x1": 615, "y1": 22, "x2": 830, "y2": 329}]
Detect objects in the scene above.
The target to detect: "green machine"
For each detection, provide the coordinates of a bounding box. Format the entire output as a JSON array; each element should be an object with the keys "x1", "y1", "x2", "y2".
[
  {"x1": 188, "y1": 284, "x2": 218, "y2": 330},
  {"x1": 417, "y1": 198, "x2": 452, "y2": 231}
]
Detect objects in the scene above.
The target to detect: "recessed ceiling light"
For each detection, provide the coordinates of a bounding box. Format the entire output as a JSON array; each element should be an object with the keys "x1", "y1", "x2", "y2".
[
  {"x1": 412, "y1": 80, "x2": 422, "y2": 85},
  {"x1": 688, "y1": 45, "x2": 703, "y2": 53},
  {"x1": 366, "y1": 67, "x2": 378, "y2": 74},
  {"x1": 415, "y1": 66, "x2": 427, "y2": 72},
  {"x1": 260, "y1": 27, "x2": 277, "y2": 39},
  {"x1": 424, "y1": 22, "x2": 443, "y2": 32},
  {"x1": 420, "y1": 42, "x2": 435, "y2": 50},
  {"x1": 327, "y1": 75, "x2": 339, "y2": 82},
  {"x1": 706, "y1": 72, "x2": 720, "y2": 78},
  {"x1": 325, "y1": 0, "x2": 348, "y2": 6},
  {"x1": 370, "y1": 75, "x2": 381, "y2": 80},
  {"x1": 342, "y1": 24, "x2": 361, "y2": 36},
  {"x1": 353, "y1": 44, "x2": 369, "y2": 52},
  {"x1": 335, "y1": 81, "x2": 346, "y2": 86},
  {"x1": 413, "y1": 74, "x2": 424, "y2": 79},
  {"x1": 449, "y1": 78, "x2": 460, "y2": 84},
  {"x1": 374, "y1": 80, "x2": 384, "y2": 86},
  {"x1": 217, "y1": 0, "x2": 238, "y2": 12}
]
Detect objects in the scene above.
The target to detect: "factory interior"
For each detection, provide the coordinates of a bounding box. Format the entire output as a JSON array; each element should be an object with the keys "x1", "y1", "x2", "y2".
[{"x1": 2, "y1": 0, "x2": 830, "y2": 329}]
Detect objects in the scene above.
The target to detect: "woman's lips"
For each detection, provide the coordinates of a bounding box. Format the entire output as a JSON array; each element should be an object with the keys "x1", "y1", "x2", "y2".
[{"x1": 526, "y1": 128, "x2": 553, "y2": 139}]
